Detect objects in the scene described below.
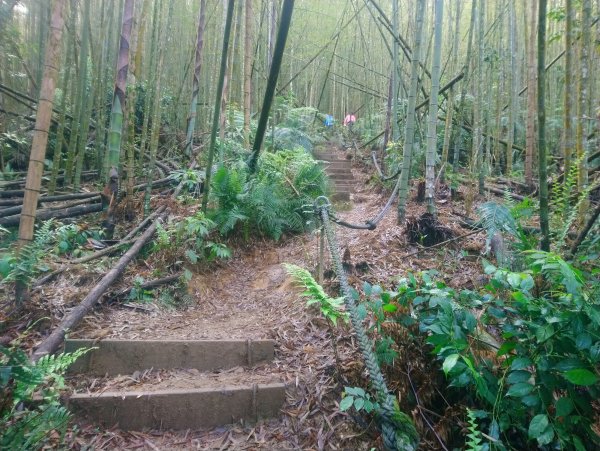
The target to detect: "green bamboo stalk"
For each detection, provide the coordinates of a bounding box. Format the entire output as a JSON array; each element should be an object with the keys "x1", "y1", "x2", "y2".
[
  {"x1": 425, "y1": 0, "x2": 444, "y2": 216},
  {"x1": 73, "y1": 0, "x2": 92, "y2": 191},
  {"x1": 106, "y1": 0, "x2": 134, "y2": 182},
  {"x1": 185, "y1": 0, "x2": 207, "y2": 158},
  {"x1": 538, "y1": 0, "x2": 550, "y2": 251},
  {"x1": 396, "y1": 0, "x2": 425, "y2": 222},
  {"x1": 201, "y1": 0, "x2": 236, "y2": 213},
  {"x1": 48, "y1": 41, "x2": 72, "y2": 195},
  {"x1": 247, "y1": 0, "x2": 295, "y2": 175},
  {"x1": 143, "y1": 0, "x2": 172, "y2": 217}
]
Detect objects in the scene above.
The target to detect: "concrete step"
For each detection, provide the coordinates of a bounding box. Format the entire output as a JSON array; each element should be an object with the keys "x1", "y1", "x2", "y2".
[
  {"x1": 65, "y1": 339, "x2": 275, "y2": 376},
  {"x1": 67, "y1": 383, "x2": 286, "y2": 430},
  {"x1": 331, "y1": 192, "x2": 350, "y2": 202},
  {"x1": 327, "y1": 172, "x2": 354, "y2": 181}
]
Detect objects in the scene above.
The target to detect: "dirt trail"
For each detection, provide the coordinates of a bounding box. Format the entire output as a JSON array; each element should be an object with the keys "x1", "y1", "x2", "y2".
[{"x1": 69, "y1": 144, "x2": 485, "y2": 450}]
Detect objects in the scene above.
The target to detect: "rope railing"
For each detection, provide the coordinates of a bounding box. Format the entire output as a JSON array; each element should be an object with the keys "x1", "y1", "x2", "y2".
[{"x1": 314, "y1": 196, "x2": 418, "y2": 451}]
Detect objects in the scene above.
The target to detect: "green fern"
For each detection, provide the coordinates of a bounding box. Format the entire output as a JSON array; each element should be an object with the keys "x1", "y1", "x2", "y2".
[
  {"x1": 465, "y1": 409, "x2": 484, "y2": 451},
  {"x1": 209, "y1": 149, "x2": 328, "y2": 240},
  {"x1": 1, "y1": 219, "x2": 57, "y2": 287},
  {"x1": 283, "y1": 263, "x2": 348, "y2": 325},
  {"x1": 1, "y1": 343, "x2": 93, "y2": 450}
]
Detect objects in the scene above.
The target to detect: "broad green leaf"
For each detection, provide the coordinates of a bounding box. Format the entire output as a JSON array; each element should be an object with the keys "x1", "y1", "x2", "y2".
[
  {"x1": 575, "y1": 333, "x2": 592, "y2": 350},
  {"x1": 507, "y1": 273, "x2": 521, "y2": 289},
  {"x1": 382, "y1": 303, "x2": 398, "y2": 313},
  {"x1": 442, "y1": 354, "x2": 460, "y2": 375},
  {"x1": 536, "y1": 324, "x2": 554, "y2": 342},
  {"x1": 555, "y1": 397, "x2": 574, "y2": 416},
  {"x1": 563, "y1": 369, "x2": 598, "y2": 386},
  {"x1": 511, "y1": 357, "x2": 532, "y2": 371},
  {"x1": 339, "y1": 396, "x2": 354, "y2": 411},
  {"x1": 506, "y1": 382, "x2": 534, "y2": 397},
  {"x1": 528, "y1": 414, "x2": 549, "y2": 439},
  {"x1": 354, "y1": 397, "x2": 365, "y2": 410},
  {"x1": 506, "y1": 370, "x2": 531, "y2": 384}
]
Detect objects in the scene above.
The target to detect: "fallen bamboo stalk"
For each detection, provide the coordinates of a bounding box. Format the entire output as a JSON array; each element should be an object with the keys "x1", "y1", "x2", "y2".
[
  {"x1": 32, "y1": 215, "x2": 165, "y2": 361},
  {"x1": 0, "y1": 170, "x2": 98, "y2": 188},
  {"x1": 121, "y1": 205, "x2": 167, "y2": 241},
  {"x1": 0, "y1": 202, "x2": 102, "y2": 226},
  {"x1": 0, "y1": 192, "x2": 100, "y2": 215},
  {"x1": 399, "y1": 229, "x2": 483, "y2": 259},
  {"x1": 69, "y1": 239, "x2": 136, "y2": 264},
  {"x1": 32, "y1": 239, "x2": 137, "y2": 289},
  {"x1": 0, "y1": 195, "x2": 101, "y2": 219},
  {"x1": 112, "y1": 273, "x2": 182, "y2": 299},
  {"x1": 569, "y1": 202, "x2": 600, "y2": 257}
]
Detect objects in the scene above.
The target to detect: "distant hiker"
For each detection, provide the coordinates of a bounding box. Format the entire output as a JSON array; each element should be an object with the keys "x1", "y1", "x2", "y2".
[
  {"x1": 343, "y1": 113, "x2": 356, "y2": 129},
  {"x1": 324, "y1": 114, "x2": 334, "y2": 127}
]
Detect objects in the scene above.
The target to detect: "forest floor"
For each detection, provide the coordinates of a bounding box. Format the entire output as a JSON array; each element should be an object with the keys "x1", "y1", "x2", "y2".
[{"x1": 32, "y1": 144, "x2": 489, "y2": 450}]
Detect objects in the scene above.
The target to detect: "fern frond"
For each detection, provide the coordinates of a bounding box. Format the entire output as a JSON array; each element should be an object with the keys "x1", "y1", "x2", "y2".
[
  {"x1": 283, "y1": 263, "x2": 347, "y2": 325},
  {"x1": 477, "y1": 202, "x2": 518, "y2": 239},
  {"x1": 465, "y1": 409, "x2": 484, "y2": 451}
]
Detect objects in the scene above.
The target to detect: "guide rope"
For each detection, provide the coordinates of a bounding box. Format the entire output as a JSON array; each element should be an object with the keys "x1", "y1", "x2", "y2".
[{"x1": 313, "y1": 196, "x2": 418, "y2": 451}]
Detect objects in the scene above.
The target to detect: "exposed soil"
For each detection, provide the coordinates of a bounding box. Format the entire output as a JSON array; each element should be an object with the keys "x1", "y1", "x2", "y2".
[{"x1": 35, "y1": 145, "x2": 490, "y2": 450}]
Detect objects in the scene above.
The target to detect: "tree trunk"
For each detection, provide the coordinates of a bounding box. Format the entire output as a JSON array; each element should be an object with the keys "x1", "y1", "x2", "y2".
[
  {"x1": 16, "y1": 0, "x2": 66, "y2": 304},
  {"x1": 576, "y1": 0, "x2": 591, "y2": 225},
  {"x1": 538, "y1": 0, "x2": 550, "y2": 251},
  {"x1": 525, "y1": 0, "x2": 538, "y2": 189},
  {"x1": 396, "y1": 0, "x2": 425, "y2": 222},
  {"x1": 201, "y1": 0, "x2": 236, "y2": 212},
  {"x1": 451, "y1": 0, "x2": 476, "y2": 173},
  {"x1": 439, "y1": 0, "x2": 460, "y2": 184},
  {"x1": 246, "y1": 0, "x2": 295, "y2": 175},
  {"x1": 425, "y1": 0, "x2": 443, "y2": 216},
  {"x1": 185, "y1": 0, "x2": 207, "y2": 157},
  {"x1": 106, "y1": 0, "x2": 134, "y2": 180},
  {"x1": 243, "y1": 0, "x2": 253, "y2": 149},
  {"x1": 506, "y1": 0, "x2": 517, "y2": 175}
]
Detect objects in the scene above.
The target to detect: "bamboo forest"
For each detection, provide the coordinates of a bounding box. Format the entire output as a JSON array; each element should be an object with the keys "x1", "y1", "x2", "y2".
[{"x1": 2, "y1": 0, "x2": 600, "y2": 449}]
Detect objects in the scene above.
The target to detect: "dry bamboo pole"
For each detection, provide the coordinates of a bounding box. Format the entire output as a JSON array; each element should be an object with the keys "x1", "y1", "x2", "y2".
[
  {"x1": 32, "y1": 215, "x2": 164, "y2": 361},
  {"x1": 15, "y1": 0, "x2": 66, "y2": 303}
]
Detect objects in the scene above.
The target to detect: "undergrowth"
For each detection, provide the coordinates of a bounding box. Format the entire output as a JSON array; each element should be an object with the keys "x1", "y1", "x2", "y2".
[
  {"x1": 1, "y1": 332, "x2": 92, "y2": 449},
  {"x1": 210, "y1": 148, "x2": 329, "y2": 240}
]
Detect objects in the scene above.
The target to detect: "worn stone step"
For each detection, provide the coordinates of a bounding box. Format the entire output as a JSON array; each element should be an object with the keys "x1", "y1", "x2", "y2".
[
  {"x1": 67, "y1": 383, "x2": 286, "y2": 430},
  {"x1": 328, "y1": 174, "x2": 354, "y2": 181},
  {"x1": 65, "y1": 339, "x2": 275, "y2": 376}
]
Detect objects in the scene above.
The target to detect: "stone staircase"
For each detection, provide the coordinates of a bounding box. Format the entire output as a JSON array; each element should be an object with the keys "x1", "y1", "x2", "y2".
[
  {"x1": 314, "y1": 149, "x2": 354, "y2": 202},
  {"x1": 65, "y1": 338, "x2": 285, "y2": 430}
]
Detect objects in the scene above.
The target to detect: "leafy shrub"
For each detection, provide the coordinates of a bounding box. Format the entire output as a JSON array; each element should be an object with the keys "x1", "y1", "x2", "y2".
[
  {"x1": 267, "y1": 127, "x2": 313, "y2": 153},
  {"x1": 1, "y1": 339, "x2": 92, "y2": 449},
  {"x1": 377, "y1": 253, "x2": 600, "y2": 450},
  {"x1": 209, "y1": 149, "x2": 329, "y2": 240},
  {"x1": 154, "y1": 211, "x2": 231, "y2": 278}
]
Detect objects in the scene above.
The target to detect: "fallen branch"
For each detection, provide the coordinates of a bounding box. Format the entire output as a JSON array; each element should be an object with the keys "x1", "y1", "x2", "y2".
[{"x1": 32, "y1": 215, "x2": 165, "y2": 361}]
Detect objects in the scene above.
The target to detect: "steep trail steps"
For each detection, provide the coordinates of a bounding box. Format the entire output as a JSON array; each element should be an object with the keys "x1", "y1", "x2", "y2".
[
  {"x1": 65, "y1": 338, "x2": 286, "y2": 430},
  {"x1": 314, "y1": 148, "x2": 355, "y2": 202}
]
